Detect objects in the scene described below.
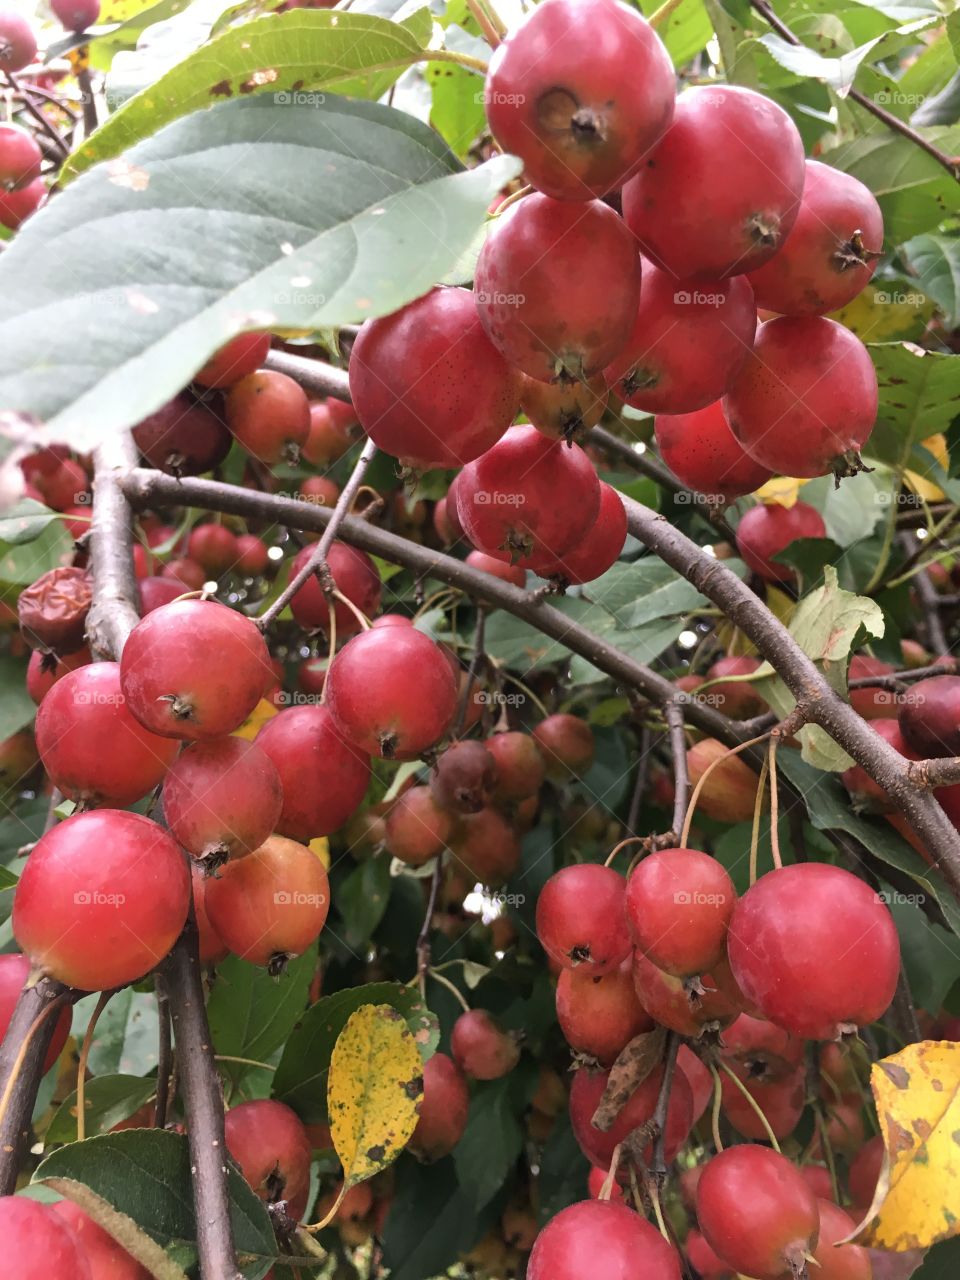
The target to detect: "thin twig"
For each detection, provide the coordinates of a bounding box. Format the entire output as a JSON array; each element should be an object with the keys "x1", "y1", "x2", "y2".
[
  {"x1": 4, "y1": 71, "x2": 69, "y2": 158},
  {"x1": 455, "y1": 607, "x2": 486, "y2": 734},
  {"x1": 627, "y1": 726, "x2": 654, "y2": 834},
  {"x1": 416, "y1": 859, "x2": 443, "y2": 999},
  {"x1": 154, "y1": 972, "x2": 172, "y2": 1129},
  {"x1": 76, "y1": 60, "x2": 97, "y2": 140},
  {"x1": 650, "y1": 1033, "x2": 680, "y2": 1178},
  {"x1": 76, "y1": 991, "x2": 114, "y2": 1142},
  {"x1": 665, "y1": 702, "x2": 688, "y2": 839}
]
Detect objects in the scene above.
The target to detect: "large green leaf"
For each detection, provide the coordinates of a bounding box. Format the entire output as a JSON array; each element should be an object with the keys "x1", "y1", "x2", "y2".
[
  {"x1": 46, "y1": 1074, "x2": 158, "y2": 1145},
  {"x1": 0, "y1": 94, "x2": 518, "y2": 451},
  {"x1": 71, "y1": 989, "x2": 161, "y2": 1078},
  {"x1": 639, "y1": 0, "x2": 712, "y2": 67},
  {"x1": 68, "y1": 8, "x2": 434, "y2": 181},
  {"x1": 866, "y1": 343, "x2": 960, "y2": 467},
  {"x1": 0, "y1": 653, "x2": 34, "y2": 743},
  {"x1": 754, "y1": 16, "x2": 937, "y2": 96},
  {"x1": 34, "y1": 1130, "x2": 276, "y2": 1280},
  {"x1": 902, "y1": 234, "x2": 960, "y2": 328}
]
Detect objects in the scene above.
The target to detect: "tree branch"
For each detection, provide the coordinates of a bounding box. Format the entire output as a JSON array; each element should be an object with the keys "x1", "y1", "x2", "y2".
[
  {"x1": 665, "y1": 702, "x2": 689, "y2": 840},
  {"x1": 264, "y1": 349, "x2": 351, "y2": 401},
  {"x1": 87, "y1": 432, "x2": 141, "y2": 657}
]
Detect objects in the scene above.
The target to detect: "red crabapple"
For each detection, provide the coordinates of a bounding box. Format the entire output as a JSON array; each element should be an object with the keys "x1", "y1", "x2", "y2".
[
  {"x1": 13, "y1": 809, "x2": 190, "y2": 990},
  {"x1": 384, "y1": 785, "x2": 454, "y2": 866},
  {"x1": 449, "y1": 806, "x2": 522, "y2": 885},
  {"x1": 848, "y1": 653, "x2": 895, "y2": 721},
  {"x1": 162, "y1": 736, "x2": 282, "y2": 866},
  {"x1": 0, "y1": 953, "x2": 71, "y2": 1072},
  {"x1": 255, "y1": 704, "x2": 371, "y2": 840},
  {"x1": 721, "y1": 1069, "x2": 806, "y2": 1140},
  {"x1": 849, "y1": 1135, "x2": 883, "y2": 1211},
  {"x1": 192, "y1": 863, "x2": 228, "y2": 965},
  {"x1": 677, "y1": 1045, "x2": 713, "y2": 1122},
  {"x1": 302, "y1": 398, "x2": 357, "y2": 466},
  {"x1": 50, "y1": 0, "x2": 100, "y2": 30},
  {"x1": 812, "y1": 1200, "x2": 871, "y2": 1280},
  {"x1": 569, "y1": 1063, "x2": 694, "y2": 1170},
  {"x1": 349, "y1": 287, "x2": 521, "y2": 471},
  {"x1": 535, "y1": 482, "x2": 627, "y2": 585},
  {"x1": 36, "y1": 661, "x2": 179, "y2": 806},
  {"x1": 622, "y1": 85, "x2": 805, "y2": 280},
  {"x1": 465, "y1": 549, "x2": 526, "y2": 588},
  {"x1": 0, "y1": 1197, "x2": 92, "y2": 1280},
  {"x1": 0, "y1": 11, "x2": 37, "y2": 72},
  {"x1": 161, "y1": 557, "x2": 206, "y2": 590},
  {"x1": 474, "y1": 193, "x2": 641, "y2": 383},
  {"x1": 532, "y1": 713, "x2": 595, "y2": 777},
  {"x1": 704, "y1": 655, "x2": 768, "y2": 720},
  {"x1": 204, "y1": 834, "x2": 329, "y2": 972},
  {"x1": 555, "y1": 958, "x2": 653, "y2": 1064},
  {"x1": 484, "y1": 0, "x2": 675, "y2": 201},
  {"x1": 299, "y1": 474, "x2": 340, "y2": 508},
  {"x1": 727, "y1": 863, "x2": 900, "y2": 1038},
  {"x1": 138, "y1": 576, "x2": 186, "y2": 614},
  {"x1": 800, "y1": 1167, "x2": 834, "y2": 1201},
  {"x1": 288, "y1": 542, "x2": 382, "y2": 636},
  {"x1": 234, "y1": 533, "x2": 270, "y2": 576},
  {"x1": 721, "y1": 1012, "x2": 805, "y2": 1082},
  {"x1": 194, "y1": 333, "x2": 271, "y2": 388},
  {"x1": 724, "y1": 318, "x2": 878, "y2": 480},
  {"x1": 430, "y1": 740, "x2": 498, "y2": 814},
  {"x1": 686, "y1": 1229, "x2": 729, "y2": 1280},
  {"x1": 686, "y1": 737, "x2": 761, "y2": 823},
  {"x1": 485, "y1": 731, "x2": 546, "y2": 801},
  {"x1": 120, "y1": 599, "x2": 272, "y2": 739},
  {"x1": 696, "y1": 1146, "x2": 819, "y2": 1280},
  {"x1": 655, "y1": 401, "x2": 773, "y2": 504},
  {"x1": 736, "y1": 501, "x2": 828, "y2": 583},
  {"x1": 326, "y1": 626, "x2": 458, "y2": 758},
  {"x1": 536, "y1": 864, "x2": 630, "y2": 973},
  {"x1": 451, "y1": 1009, "x2": 520, "y2": 1080},
  {"x1": 748, "y1": 161, "x2": 883, "y2": 316},
  {"x1": 529, "y1": 1199, "x2": 681, "y2": 1280},
  {"x1": 899, "y1": 673, "x2": 960, "y2": 757},
  {"x1": 625, "y1": 847, "x2": 736, "y2": 977},
  {"x1": 841, "y1": 718, "x2": 910, "y2": 813},
  {"x1": 187, "y1": 523, "x2": 238, "y2": 574},
  {"x1": 0, "y1": 729, "x2": 38, "y2": 794},
  {"x1": 26, "y1": 644, "x2": 90, "y2": 704},
  {"x1": 605, "y1": 263, "x2": 756, "y2": 414},
  {"x1": 51, "y1": 1201, "x2": 149, "y2": 1279},
  {"x1": 520, "y1": 372, "x2": 607, "y2": 443},
  {"x1": 632, "y1": 949, "x2": 742, "y2": 1036},
  {"x1": 457, "y1": 426, "x2": 600, "y2": 568},
  {"x1": 224, "y1": 1099, "x2": 312, "y2": 1220},
  {"x1": 0, "y1": 175, "x2": 44, "y2": 228},
  {"x1": 0, "y1": 122, "x2": 41, "y2": 190},
  {"x1": 224, "y1": 369, "x2": 310, "y2": 464},
  {"x1": 409, "y1": 1052, "x2": 470, "y2": 1160},
  {"x1": 133, "y1": 395, "x2": 231, "y2": 476}
]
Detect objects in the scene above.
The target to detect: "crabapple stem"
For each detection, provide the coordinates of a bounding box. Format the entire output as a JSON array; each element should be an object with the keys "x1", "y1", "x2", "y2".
[
  {"x1": 464, "y1": 0, "x2": 503, "y2": 45},
  {"x1": 604, "y1": 835, "x2": 647, "y2": 867},
  {"x1": 665, "y1": 701, "x2": 688, "y2": 839},
  {"x1": 428, "y1": 968, "x2": 472, "y2": 1014},
  {"x1": 718, "y1": 1060, "x2": 781, "y2": 1151},
  {"x1": 76, "y1": 991, "x2": 114, "y2": 1142},
  {"x1": 154, "y1": 973, "x2": 172, "y2": 1128},
  {"x1": 421, "y1": 48, "x2": 490, "y2": 74},
  {"x1": 749, "y1": 752, "x2": 771, "y2": 886},
  {"x1": 598, "y1": 1143, "x2": 623, "y2": 1200},
  {"x1": 709, "y1": 1065, "x2": 724, "y2": 1154},
  {"x1": 768, "y1": 737, "x2": 782, "y2": 870},
  {"x1": 681, "y1": 733, "x2": 772, "y2": 849},
  {"x1": 649, "y1": 0, "x2": 688, "y2": 29}
]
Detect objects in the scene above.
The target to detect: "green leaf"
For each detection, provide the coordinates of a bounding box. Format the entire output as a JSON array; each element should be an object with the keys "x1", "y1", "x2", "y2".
[
  {"x1": 206, "y1": 946, "x2": 316, "y2": 1085},
  {"x1": 382, "y1": 1156, "x2": 487, "y2": 1280},
  {"x1": 67, "y1": 8, "x2": 434, "y2": 181},
  {"x1": 866, "y1": 344, "x2": 960, "y2": 473},
  {"x1": 453, "y1": 1072, "x2": 529, "y2": 1210},
  {"x1": 46, "y1": 1074, "x2": 158, "y2": 1145},
  {"x1": 639, "y1": 0, "x2": 712, "y2": 66},
  {"x1": 0, "y1": 94, "x2": 519, "y2": 451},
  {"x1": 336, "y1": 854, "x2": 393, "y2": 950},
  {"x1": 0, "y1": 499, "x2": 61, "y2": 545},
  {"x1": 89, "y1": 0, "x2": 197, "y2": 75},
  {"x1": 0, "y1": 654, "x2": 35, "y2": 743},
  {"x1": 754, "y1": 16, "x2": 937, "y2": 96},
  {"x1": 35, "y1": 1130, "x2": 276, "y2": 1279},
  {"x1": 0, "y1": 520, "x2": 73, "y2": 593},
  {"x1": 892, "y1": 896, "x2": 960, "y2": 1016},
  {"x1": 902, "y1": 234, "x2": 960, "y2": 328},
  {"x1": 273, "y1": 981, "x2": 437, "y2": 1122},
  {"x1": 71, "y1": 989, "x2": 161, "y2": 1078},
  {"x1": 426, "y1": 4, "x2": 489, "y2": 159},
  {"x1": 537, "y1": 1113, "x2": 590, "y2": 1223}
]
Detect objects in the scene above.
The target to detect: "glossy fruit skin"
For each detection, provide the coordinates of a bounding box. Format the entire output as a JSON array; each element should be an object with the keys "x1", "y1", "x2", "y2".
[
  {"x1": 451, "y1": 1008, "x2": 520, "y2": 1080},
  {"x1": 224, "y1": 1099, "x2": 312, "y2": 1220},
  {"x1": 849, "y1": 1134, "x2": 883, "y2": 1210},
  {"x1": 234, "y1": 533, "x2": 270, "y2": 576},
  {"x1": 26, "y1": 644, "x2": 90, "y2": 704},
  {"x1": 899, "y1": 673, "x2": 960, "y2": 757},
  {"x1": 556, "y1": 958, "x2": 653, "y2": 1064},
  {"x1": 225, "y1": 370, "x2": 310, "y2": 464},
  {"x1": 748, "y1": 162, "x2": 884, "y2": 316},
  {"x1": 532, "y1": 713, "x2": 595, "y2": 777},
  {"x1": 0, "y1": 11, "x2": 37, "y2": 72},
  {"x1": 842, "y1": 718, "x2": 909, "y2": 813},
  {"x1": 133, "y1": 394, "x2": 231, "y2": 476},
  {"x1": 430, "y1": 740, "x2": 498, "y2": 814},
  {"x1": 486, "y1": 731, "x2": 546, "y2": 801},
  {"x1": 192, "y1": 863, "x2": 228, "y2": 964},
  {"x1": 536, "y1": 864, "x2": 631, "y2": 973},
  {"x1": 465, "y1": 549, "x2": 526, "y2": 588},
  {"x1": 187, "y1": 523, "x2": 238, "y2": 573},
  {"x1": 605, "y1": 264, "x2": 756, "y2": 414},
  {"x1": 727, "y1": 863, "x2": 900, "y2": 1038},
  {"x1": 18, "y1": 565, "x2": 92, "y2": 654},
  {"x1": 623, "y1": 85, "x2": 805, "y2": 280},
  {"x1": 536, "y1": 482, "x2": 627, "y2": 585},
  {"x1": 677, "y1": 1045, "x2": 713, "y2": 1122},
  {"x1": 302, "y1": 398, "x2": 356, "y2": 466},
  {"x1": 51, "y1": 0, "x2": 100, "y2": 29},
  {"x1": 0, "y1": 122, "x2": 41, "y2": 191},
  {"x1": 800, "y1": 1166, "x2": 834, "y2": 1201},
  {"x1": 736, "y1": 501, "x2": 828, "y2": 583},
  {"x1": 349, "y1": 287, "x2": 521, "y2": 470},
  {"x1": 120, "y1": 600, "x2": 272, "y2": 739},
  {"x1": 686, "y1": 1228, "x2": 730, "y2": 1280},
  {"x1": 521, "y1": 372, "x2": 607, "y2": 442},
  {"x1": 811, "y1": 1200, "x2": 871, "y2": 1280},
  {"x1": 255, "y1": 704, "x2": 370, "y2": 840},
  {"x1": 529, "y1": 1199, "x2": 682, "y2": 1280},
  {"x1": 0, "y1": 175, "x2": 44, "y2": 228},
  {"x1": 51, "y1": 1200, "x2": 150, "y2": 1279},
  {"x1": 0, "y1": 1197, "x2": 92, "y2": 1279},
  {"x1": 0, "y1": 953, "x2": 71, "y2": 1073},
  {"x1": 725, "y1": 318, "x2": 878, "y2": 478},
  {"x1": 485, "y1": 0, "x2": 675, "y2": 201},
  {"x1": 137, "y1": 577, "x2": 185, "y2": 614},
  {"x1": 194, "y1": 333, "x2": 271, "y2": 388},
  {"x1": 705, "y1": 655, "x2": 768, "y2": 720},
  {"x1": 569, "y1": 1064, "x2": 694, "y2": 1169},
  {"x1": 288, "y1": 542, "x2": 382, "y2": 636},
  {"x1": 36, "y1": 663, "x2": 179, "y2": 806},
  {"x1": 721, "y1": 1012, "x2": 805, "y2": 1082},
  {"x1": 163, "y1": 737, "x2": 282, "y2": 864},
  {"x1": 458, "y1": 426, "x2": 601, "y2": 568},
  {"x1": 475, "y1": 194, "x2": 641, "y2": 382},
  {"x1": 848, "y1": 654, "x2": 896, "y2": 720},
  {"x1": 721, "y1": 1068, "x2": 806, "y2": 1140},
  {"x1": 13, "y1": 810, "x2": 190, "y2": 991},
  {"x1": 697, "y1": 1146, "x2": 820, "y2": 1280},
  {"x1": 449, "y1": 806, "x2": 521, "y2": 885},
  {"x1": 299, "y1": 475, "x2": 339, "y2": 508},
  {"x1": 326, "y1": 627, "x2": 458, "y2": 759},
  {"x1": 625, "y1": 847, "x2": 736, "y2": 977},
  {"x1": 409, "y1": 1052, "x2": 469, "y2": 1161},
  {"x1": 656, "y1": 401, "x2": 772, "y2": 504},
  {"x1": 633, "y1": 949, "x2": 742, "y2": 1036},
  {"x1": 205, "y1": 834, "x2": 329, "y2": 970},
  {"x1": 384, "y1": 785, "x2": 454, "y2": 867},
  {"x1": 685, "y1": 737, "x2": 758, "y2": 822}
]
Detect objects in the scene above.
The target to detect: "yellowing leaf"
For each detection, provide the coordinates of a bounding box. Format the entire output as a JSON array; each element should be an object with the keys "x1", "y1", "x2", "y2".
[
  {"x1": 851, "y1": 1041, "x2": 960, "y2": 1250},
  {"x1": 904, "y1": 433, "x2": 948, "y2": 502},
  {"x1": 753, "y1": 477, "x2": 809, "y2": 508},
  {"x1": 231, "y1": 697, "x2": 278, "y2": 741},
  {"x1": 328, "y1": 1003, "x2": 423, "y2": 1188},
  {"x1": 309, "y1": 837, "x2": 331, "y2": 870}
]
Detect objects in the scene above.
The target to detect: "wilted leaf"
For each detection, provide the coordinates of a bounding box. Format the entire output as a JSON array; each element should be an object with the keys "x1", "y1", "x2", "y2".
[
  {"x1": 852, "y1": 1041, "x2": 960, "y2": 1250},
  {"x1": 328, "y1": 1003, "x2": 424, "y2": 1186},
  {"x1": 591, "y1": 1026, "x2": 667, "y2": 1132}
]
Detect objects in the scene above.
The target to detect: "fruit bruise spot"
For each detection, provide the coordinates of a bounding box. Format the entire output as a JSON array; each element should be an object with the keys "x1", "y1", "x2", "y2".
[
  {"x1": 880, "y1": 1061, "x2": 910, "y2": 1089},
  {"x1": 209, "y1": 79, "x2": 232, "y2": 97}
]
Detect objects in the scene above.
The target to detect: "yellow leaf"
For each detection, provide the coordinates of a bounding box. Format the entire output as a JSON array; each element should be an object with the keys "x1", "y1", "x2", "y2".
[
  {"x1": 309, "y1": 837, "x2": 330, "y2": 870},
  {"x1": 231, "y1": 697, "x2": 278, "y2": 741},
  {"x1": 829, "y1": 284, "x2": 933, "y2": 342},
  {"x1": 904, "y1": 433, "x2": 948, "y2": 503},
  {"x1": 850, "y1": 1041, "x2": 960, "y2": 1250},
  {"x1": 328, "y1": 1003, "x2": 423, "y2": 1188},
  {"x1": 753, "y1": 477, "x2": 809, "y2": 508}
]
